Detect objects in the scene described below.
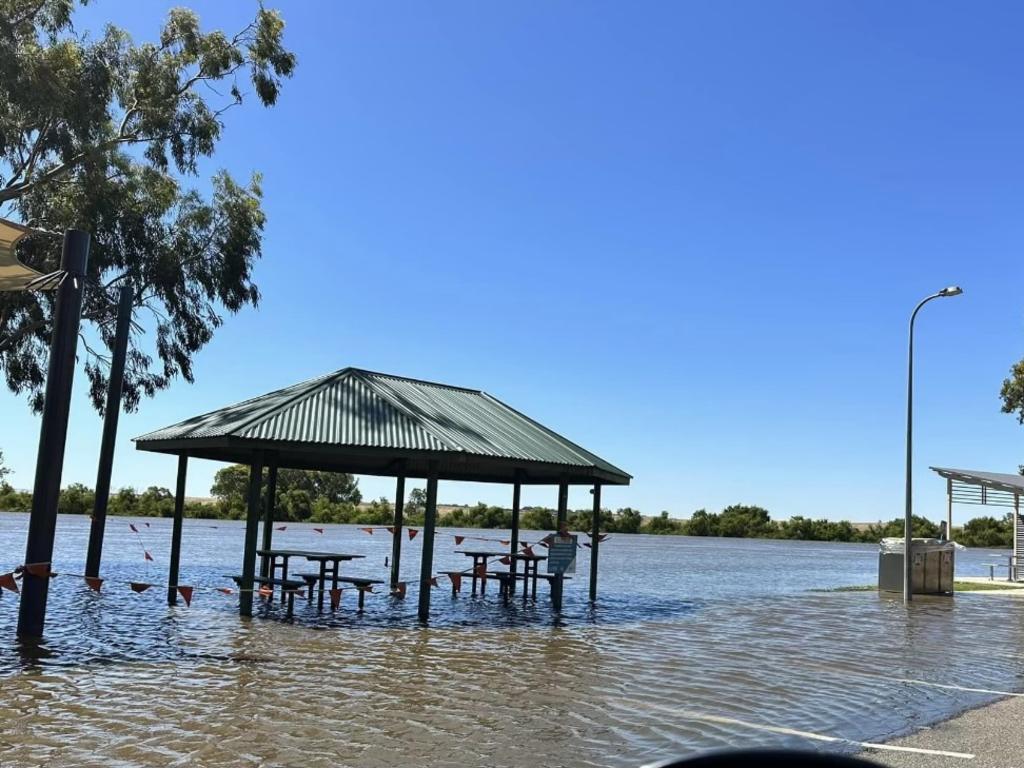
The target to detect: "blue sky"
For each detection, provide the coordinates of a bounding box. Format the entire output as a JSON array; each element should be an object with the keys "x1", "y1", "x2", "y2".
[{"x1": 3, "y1": 1, "x2": 1024, "y2": 522}]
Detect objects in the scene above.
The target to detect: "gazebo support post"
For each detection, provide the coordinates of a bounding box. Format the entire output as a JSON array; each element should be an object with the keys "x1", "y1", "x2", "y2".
[
  {"x1": 509, "y1": 477, "x2": 522, "y2": 594},
  {"x1": 239, "y1": 452, "x2": 265, "y2": 617},
  {"x1": 589, "y1": 483, "x2": 601, "y2": 603},
  {"x1": 945, "y1": 477, "x2": 952, "y2": 542},
  {"x1": 552, "y1": 480, "x2": 569, "y2": 612},
  {"x1": 390, "y1": 474, "x2": 406, "y2": 591},
  {"x1": 17, "y1": 229, "x2": 90, "y2": 641},
  {"x1": 260, "y1": 456, "x2": 279, "y2": 579},
  {"x1": 1016, "y1": 493, "x2": 1021, "y2": 582},
  {"x1": 417, "y1": 465, "x2": 439, "y2": 622},
  {"x1": 85, "y1": 283, "x2": 134, "y2": 579},
  {"x1": 166, "y1": 455, "x2": 188, "y2": 605}
]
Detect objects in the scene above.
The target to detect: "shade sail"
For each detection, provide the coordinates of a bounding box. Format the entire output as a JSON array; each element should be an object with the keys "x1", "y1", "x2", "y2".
[
  {"x1": 0, "y1": 218, "x2": 43, "y2": 291},
  {"x1": 135, "y1": 368, "x2": 632, "y2": 485}
]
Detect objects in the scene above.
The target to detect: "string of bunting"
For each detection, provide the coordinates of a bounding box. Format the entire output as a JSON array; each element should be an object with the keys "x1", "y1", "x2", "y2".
[{"x1": 359, "y1": 526, "x2": 419, "y2": 540}]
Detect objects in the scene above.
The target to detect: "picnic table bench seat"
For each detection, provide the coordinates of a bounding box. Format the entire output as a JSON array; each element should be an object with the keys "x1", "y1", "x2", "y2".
[
  {"x1": 231, "y1": 575, "x2": 305, "y2": 618},
  {"x1": 293, "y1": 573, "x2": 384, "y2": 610}
]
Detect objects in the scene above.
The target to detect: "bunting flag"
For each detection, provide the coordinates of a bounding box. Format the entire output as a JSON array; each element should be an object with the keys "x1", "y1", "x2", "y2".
[
  {"x1": 275, "y1": 525, "x2": 287, "y2": 531},
  {"x1": 520, "y1": 541, "x2": 531, "y2": 550},
  {"x1": 313, "y1": 528, "x2": 324, "y2": 534},
  {"x1": 393, "y1": 582, "x2": 407, "y2": 599},
  {"x1": 499, "y1": 540, "x2": 509, "y2": 546},
  {"x1": 455, "y1": 535, "x2": 465, "y2": 546},
  {"x1": 129, "y1": 523, "x2": 139, "y2": 533},
  {"x1": 429, "y1": 577, "x2": 439, "y2": 588},
  {"x1": 522, "y1": 546, "x2": 535, "y2": 557},
  {"x1": 24, "y1": 562, "x2": 50, "y2": 577},
  {"x1": 499, "y1": 556, "x2": 511, "y2": 565},
  {"x1": 474, "y1": 563, "x2": 487, "y2": 578},
  {"x1": 217, "y1": 587, "x2": 233, "y2": 595},
  {"x1": 0, "y1": 572, "x2": 19, "y2": 593},
  {"x1": 177, "y1": 586, "x2": 194, "y2": 606},
  {"x1": 258, "y1": 585, "x2": 273, "y2": 598},
  {"x1": 407, "y1": 528, "x2": 418, "y2": 540},
  {"x1": 144, "y1": 550, "x2": 154, "y2": 562},
  {"x1": 360, "y1": 527, "x2": 374, "y2": 535},
  {"x1": 583, "y1": 542, "x2": 592, "y2": 548},
  {"x1": 538, "y1": 541, "x2": 549, "y2": 548},
  {"x1": 84, "y1": 576, "x2": 103, "y2": 592},
  {"x1": 357, "y1": 584, "x2": 374, "y2": 594},
  {"x1": 330, "y1": 587, "x2": 343, "y2": 610},
  {"x1": 130, "y1": 582, "x2": 151, "y2": 593},
  {"x1": 448, "y1": 573, "x2": 462, "y2": 592},
  {"x1": 144, "y1": 522, "x2": 150, "y2": 528},
  {"x1": 386, "y1": 527, "x2": 395, "y2": 535}
]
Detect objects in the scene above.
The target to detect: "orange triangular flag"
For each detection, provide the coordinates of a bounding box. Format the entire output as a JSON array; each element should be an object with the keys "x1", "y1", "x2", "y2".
[
  {"x1": 499, "y1": 540, "x2": 510, "y2": 546},
  {"x1": 360, "y1": 527, "x2": 374, "y2": 535},
  {"x1": 393, "y1": 582, "x2": 407, "y2": 598},
  {"x1": 386, "y1": 526, "x2": 395, "y2": 535},
  {"x1": 313, "y1": 527, "x2": 324, "y2": 534},
  {"x1": 258, "y1": 585, "x2": 273, "y2": 597},
  {"x1": 357, "y1": 584, "x2": 374, "y2": 594},
  {"x1": 474, "y1": 563, "x2": 487, "y2": 578},
  {"x1": 24, "y1": 562, "x2": 50, "y2": 577},
  {"x1": 217, "y1": 587, "x2": 233, "y2": 595},
  {"x1": 449, "y1": 573, "x2": 462, "y2": 592},
  {"x1": 499, "y1": 556, "x2": 511, "y2": 565},
  {"x1": 407, "y1": 528, "x2": 418, "y2": 540},
  {"x1": 583, "y1": 542, "x2": 592, "y2": 548},
  {"x1": 0, "y1": 572, "x2": 19, "y2": 593},
  {"x1": 144, "y1": 550, "x2": 154, "y2": 562},
  {"x1": 177, "y1": 586, "x2": 194, "y2": 606},
  {"x1": 455, "y1": 535, "x2": 465, "y2": 545},
  {"x1": 429, "y1": 577, "x2": 439, "y2": 588},
  {"x1": 130, "y1": 582, "x2": 151, "y2": 593},
  {"x1": 129, "y1": 523, "x2": 138, "y2": 533},
  {"x1": 84, "y1": 576, "x2": 103, "y2": 592},
  {"x1": 275, "y1": 525, "x2": 287, "y2": 531},
  {"x1": 522, "y1": 546, "x2": 534, "y2": 557},
  {"x1": 330, "y1": 587, "x2": 343, "y2": 610}
]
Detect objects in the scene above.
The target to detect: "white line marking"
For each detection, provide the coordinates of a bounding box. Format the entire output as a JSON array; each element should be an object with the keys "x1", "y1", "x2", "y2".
[{"x1": 623, "y1": 702, "x2": 975, "y2": 760}]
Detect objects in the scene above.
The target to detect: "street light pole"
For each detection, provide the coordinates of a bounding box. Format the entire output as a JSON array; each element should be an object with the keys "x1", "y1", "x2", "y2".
[{"x1": 905, "y1": 286, "x2": 962, "y2": 604}]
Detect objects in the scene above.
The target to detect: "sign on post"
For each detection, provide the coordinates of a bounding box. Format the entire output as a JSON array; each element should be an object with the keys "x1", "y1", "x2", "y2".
[{"x1": 547, "y1": 535, "x2": 577, "y2": 575}]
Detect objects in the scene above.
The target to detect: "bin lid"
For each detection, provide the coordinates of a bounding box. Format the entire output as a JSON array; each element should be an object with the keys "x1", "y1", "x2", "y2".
[{"x1": 880, "y1": 537, "x2": 954, "y2": 553}]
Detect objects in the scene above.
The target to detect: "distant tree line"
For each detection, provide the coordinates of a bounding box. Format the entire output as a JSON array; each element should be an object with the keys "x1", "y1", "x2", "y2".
[{"x1": 0, "y1": 457, "x2": 1015, "y2": 547}]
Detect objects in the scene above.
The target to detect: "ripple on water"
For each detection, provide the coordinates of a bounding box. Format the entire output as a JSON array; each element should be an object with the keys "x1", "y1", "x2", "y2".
[{"x1": 1, "y1": 516, "x2": 1022, "y2": 767}]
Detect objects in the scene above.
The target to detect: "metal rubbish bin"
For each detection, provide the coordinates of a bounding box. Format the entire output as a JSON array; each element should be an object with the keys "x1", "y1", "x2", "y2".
[{"x1": 878, "y1": 538, "x2": 955, "y2": 594}]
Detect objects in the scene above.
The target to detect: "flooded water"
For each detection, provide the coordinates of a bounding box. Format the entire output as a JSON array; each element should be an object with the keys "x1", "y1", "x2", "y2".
[{"x1": 1, "y1": 512, "x2": 1021, "y2": 767}]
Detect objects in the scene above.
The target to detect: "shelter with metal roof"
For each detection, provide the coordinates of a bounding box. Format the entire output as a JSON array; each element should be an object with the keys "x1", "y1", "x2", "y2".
[
  {"x1": 135, "y1": 367, "x2": 631, "y2": 621},
  {"x1": 931, "y1": 466, "x2": 1024, "y2": 577}
]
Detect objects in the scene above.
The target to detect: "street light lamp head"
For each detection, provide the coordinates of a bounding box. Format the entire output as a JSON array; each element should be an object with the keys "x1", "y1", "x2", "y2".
[{"x1": 939, "y1": 286, "x2": 963, "y2": 297}]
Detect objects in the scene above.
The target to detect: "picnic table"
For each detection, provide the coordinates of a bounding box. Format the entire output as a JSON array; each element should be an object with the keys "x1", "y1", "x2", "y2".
[
  {"x1": 258, "y1": 549, "x2": 365, "y2": 611},
  {"x1": 454, "y1": 550, "x2": 507, "y2": 595},
  {"x1": 509, "y1": 552, "x2": 547, "y2": 601}
]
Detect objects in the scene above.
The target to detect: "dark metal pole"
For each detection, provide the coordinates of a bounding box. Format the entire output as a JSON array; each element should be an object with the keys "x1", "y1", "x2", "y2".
[
  {"x1": 509, "y1": 477, "x2": 521, "y2": 595},
  {"x1": 166, "y1": 455, "x2": 188, "y2": 605},
  {"x1": 553, "y1": 481, "x2": 569, "y2": 612},
  {"x1": 589, "y1": 483, "x2": 601, "y2": 603},
  {"x1": 260, "y1": 456, "x2": 278, "y2": 579},
  {"x1": 417, "y1": 466, "x2": 439, "y2": 622},
  {"x1": 390, "y1": 474, "x2": 405, "y2": 590},
  {"x1": 17, "y1": 230, "x2": 90, "y2": 640},
  {"x1": 85, "y1": 283, "x2": 133, "y2": 578},
  {"x1": 240, "y1": 452, "x2": 265, "y2": 617}
]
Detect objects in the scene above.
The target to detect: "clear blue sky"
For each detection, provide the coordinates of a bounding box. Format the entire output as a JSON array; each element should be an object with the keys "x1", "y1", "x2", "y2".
[{"x1": 3, "y1": 1, "x2": 1024, "y2": 522}]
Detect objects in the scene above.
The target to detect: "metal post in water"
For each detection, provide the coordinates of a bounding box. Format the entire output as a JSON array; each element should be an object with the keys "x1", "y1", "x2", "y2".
[
  {"x1": 166, "y1": 455, "x2": 188, "y2": 605},
  {"x1": 509, "y1": 477, "x2": 521, "y2": 595},
  {"x1": 390, "y1": 473, "x2": 405, "y2": 591},
  {"x1": 85, "y1": 283, "x2": 134, "y2": 578},
  {"x1": 417, "y1": 466, "x2": 439, "y2": 622},
  {"x1": 589, "y1": 483, "x2": 601, "y2": 603},
  {"x1": 240, "y1": 452, "x2": 265, "y2": 617},
  {"x1": 553, "y1": 481, "x2": 569, "y2": 612},
  {"x1": 17, "y1": 230, "x2": 90, "y2": 640},
  {"x1": 260, "y1": 455, "x2": 279, "y2": 579}
]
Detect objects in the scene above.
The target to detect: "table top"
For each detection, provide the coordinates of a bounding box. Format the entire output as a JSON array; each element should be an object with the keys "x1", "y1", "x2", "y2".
[
  {"x1": 454, "y1": 550, "x2": 508, "y2": 558},
  {"x1": 509, "y1": 553, "x2": 547, "y2": 561},
  {"x1": 258, "y1": 549, "x2": 365, "y2": 561}
]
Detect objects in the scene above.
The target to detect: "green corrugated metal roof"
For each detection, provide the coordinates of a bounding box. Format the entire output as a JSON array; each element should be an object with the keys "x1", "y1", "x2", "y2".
[{"x1": 134, "y1": 368, "x2": 630, "y2": 485}]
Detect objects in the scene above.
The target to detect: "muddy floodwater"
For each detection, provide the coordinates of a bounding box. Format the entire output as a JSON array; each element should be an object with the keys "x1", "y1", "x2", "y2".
[{"x1": 1, "y1": 512, "x2": 1022, "y2": 767}]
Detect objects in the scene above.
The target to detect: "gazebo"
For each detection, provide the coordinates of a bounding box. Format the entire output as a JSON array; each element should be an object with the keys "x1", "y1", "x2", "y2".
[
  {"x1": 931, "y1": 466, "x2": 1024, "y2": 578},
  {"x1": 134, "y1": 367, "x2": 632, "y2": 620}
]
